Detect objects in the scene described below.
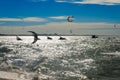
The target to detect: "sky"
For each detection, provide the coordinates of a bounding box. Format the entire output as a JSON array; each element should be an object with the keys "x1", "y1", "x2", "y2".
[{"x1": 0, "y1": 0, "x2": 120, "y2": 35}]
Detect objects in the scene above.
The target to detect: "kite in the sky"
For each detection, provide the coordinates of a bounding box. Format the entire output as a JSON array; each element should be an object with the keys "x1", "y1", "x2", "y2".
[{"x1": 67, "y1": 16, "x2": 73, "y2": 22}]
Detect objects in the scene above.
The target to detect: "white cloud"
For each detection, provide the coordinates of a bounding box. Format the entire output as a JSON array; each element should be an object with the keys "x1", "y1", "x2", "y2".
[
  {"x1": 55, "y1": 0, "x2": 68, "y2": 2},
  {"x1": 49, "y1": 16, "x2": 67, "y2": 20},
  {"x1": 55, "y1": 0, "x2": 120, "y2": 5},
  {"x1": 0, "y1": 18, "x2": 21, "y2": 21},
  {"x1": 30, "y1": 0, "x2": 47, "y2": 2},
  {"x1": 0, "y1": 17, "x2": 46, "y2": 22},
  {"x1": 23, "y1": 17, "x2": 46, "y2": 22}
]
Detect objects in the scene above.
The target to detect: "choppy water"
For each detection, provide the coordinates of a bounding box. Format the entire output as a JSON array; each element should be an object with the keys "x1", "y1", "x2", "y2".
[{"x1": 0, "y1": 36, "x2": 120, "y2": 80}]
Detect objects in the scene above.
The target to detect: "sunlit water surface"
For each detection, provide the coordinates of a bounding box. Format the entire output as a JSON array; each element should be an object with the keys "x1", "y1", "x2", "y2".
[{"x1": 0, "y1": 36, "x2": 120, "y2": 80}]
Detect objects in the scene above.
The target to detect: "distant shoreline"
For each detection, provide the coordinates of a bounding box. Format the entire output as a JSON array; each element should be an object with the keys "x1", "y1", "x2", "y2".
[{"x1": 0, "y1": 34, "x2": 120, "y2": 36}]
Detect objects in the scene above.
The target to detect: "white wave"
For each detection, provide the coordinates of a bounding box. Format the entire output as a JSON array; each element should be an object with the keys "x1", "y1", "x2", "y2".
[{"x1": 101, "y1": 51, "x2": 120, "y2": 56}]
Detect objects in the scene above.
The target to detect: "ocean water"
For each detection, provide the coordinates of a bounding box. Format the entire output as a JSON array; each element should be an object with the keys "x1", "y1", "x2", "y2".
[{"x1": 0, "y1": 36, "x2": 120, "y2": 80}]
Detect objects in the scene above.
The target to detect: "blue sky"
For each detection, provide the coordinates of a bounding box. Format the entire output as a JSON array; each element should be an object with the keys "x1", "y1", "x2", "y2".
[{"x1": 0, "y1": 0, "x2": 120, "y2": 35}]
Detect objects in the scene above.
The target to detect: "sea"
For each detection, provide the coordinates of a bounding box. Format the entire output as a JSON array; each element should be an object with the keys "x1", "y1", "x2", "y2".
[{"x1": 0, "y1": 36, "x2": 120, "y2": 80}]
